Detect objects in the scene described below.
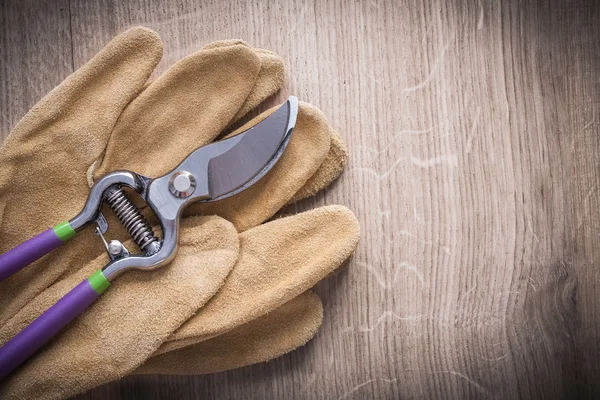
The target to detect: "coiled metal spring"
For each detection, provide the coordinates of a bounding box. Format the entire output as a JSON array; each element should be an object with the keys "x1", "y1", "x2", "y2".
[{"x1": 105, "y1": 186, "x2": 159, "y2": 253}]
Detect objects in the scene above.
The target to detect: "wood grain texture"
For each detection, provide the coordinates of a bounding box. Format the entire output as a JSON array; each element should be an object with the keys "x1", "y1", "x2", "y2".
[
  {"x1": 1, "y1": 0, "x2": 599, "y2": 398},
  {"x1": 0, "y1": 0, "x2": 72, "y2": 140}
]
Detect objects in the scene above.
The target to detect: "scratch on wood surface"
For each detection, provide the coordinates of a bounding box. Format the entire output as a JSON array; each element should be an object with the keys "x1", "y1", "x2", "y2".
[
  {"x1": 397, "y1": 229, "x2": 418, "y2": 238},
  {"x1": 390, "y1": 228, "x2": 448, "y2": 248},
  {"x1": 358, "y1": 261, "x2": 426, "y2": 289},
  {"x1": 413, "y1": 204, "x2": 425, "y2": 224},
  {"x1": 393, "y1": 261, "x2": 426, "y2": 287},
  {"x1": 356, "y1": 311, "x2": 427, "y2": 332},
  {"x1": 366, "y1": 72, "x2": 383, "y2": 84},
  {"x1": 527, "y1": 276, "x2": 538, "y2": 292},
  {"x1": 421, "y1": 18, "x2": 434, "y2": 46},
  {"x1": 465, "y1": 107, "x2": 482, "y2": 154},
  {"x1": 377, "y1": 208, "x2": 391, "y2": 219},
  {"x1": 337, "y1": 370, "x2": 486, "y2": 399},
  {"x1": 337, "y1": 378, "x2": 397, "y2": 400},
  {"x1": 351, "y1": 156, "x2": 406, "y2": 180},
  {"x1": 577, "y1": 186, "x2": 597, "y2": 229},
  {"x1": 477, "y1": 0, "x2": 484, "y2": 30},
  {"x1": 402, "y1": 37, "x2": 452, "y2": 93},
  {"x1": 583, "y1": 109, "x2": 596, "y2": 130},
  {"x1": 360, "y1": 126, "x2": 436, "y2": 155},
  {"x1": 432, "y1": 370, "x2": 488, "y2": 394},
  {"x1": 353, "y1": 150, "x2": 457, "y2": 179},
  {"x1": 459, "y1": 284, "x2": 478, "y2": 301},
  {"x1": 524, "y1": 214, "x2": 540, "y2": 244},
  {"x1": 410, "y1": 154, "x2": 458, "y2": 168},
  {"x1": 477, "y1": 353, "x2": 509, "y2": 362}
]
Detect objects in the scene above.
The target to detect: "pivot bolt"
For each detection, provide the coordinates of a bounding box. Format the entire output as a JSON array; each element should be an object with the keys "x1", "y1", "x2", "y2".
[
  {"x1": 108, "y1": 240, "x2": 124, "y2": 256},
  {"x1": 169, "y1": 171, "x2": 196, "y2": 198}
]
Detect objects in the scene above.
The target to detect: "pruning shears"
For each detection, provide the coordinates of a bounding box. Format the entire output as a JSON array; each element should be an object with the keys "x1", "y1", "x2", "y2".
[{"x1": 0, "y1": 96, "x2": 299, "y2": 379}]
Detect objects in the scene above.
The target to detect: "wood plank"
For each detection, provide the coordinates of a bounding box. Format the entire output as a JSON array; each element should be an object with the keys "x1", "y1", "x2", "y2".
[{"x1": 1, "y1": 0, "x2": 599, "y2": 398}]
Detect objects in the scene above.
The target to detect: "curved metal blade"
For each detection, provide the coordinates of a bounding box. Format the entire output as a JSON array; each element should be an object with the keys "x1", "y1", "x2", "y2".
[
  {"x1": 146, "y1": 96, "x2": 299, "y2": 221},
  {"x1": 207, "y1": 96, "x2": 298, "y2": 200}
]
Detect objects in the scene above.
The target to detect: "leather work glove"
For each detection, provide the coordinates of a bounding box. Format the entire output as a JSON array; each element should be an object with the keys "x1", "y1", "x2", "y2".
[{"x1": 0, "y1": 28, "x2": 359, "y2": 399}]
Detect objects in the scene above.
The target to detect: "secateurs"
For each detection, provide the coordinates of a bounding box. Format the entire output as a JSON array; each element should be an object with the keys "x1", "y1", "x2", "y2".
[{"x1": 0, "y1": 96, "x2": 299, "y2": 379}]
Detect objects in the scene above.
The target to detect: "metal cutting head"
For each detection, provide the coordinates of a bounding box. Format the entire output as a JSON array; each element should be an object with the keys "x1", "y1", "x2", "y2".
[
  {"x1": 146, "y1": 96, "x2": 298, "y2": 221},
  {"x1": 82, "y1": 95, "x2": 299, "y2": 279}
]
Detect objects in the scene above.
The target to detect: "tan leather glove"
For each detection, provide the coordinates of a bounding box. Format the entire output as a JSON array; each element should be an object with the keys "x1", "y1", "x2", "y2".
[
  {"x1": 0, "y1": 27, "x2": 358, "y2": 399},
  {"x1": 139, "y1": 205, "x2": 359, "y2": 375}
]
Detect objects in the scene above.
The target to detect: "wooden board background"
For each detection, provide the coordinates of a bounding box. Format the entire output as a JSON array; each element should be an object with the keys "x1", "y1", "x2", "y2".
[{"x1": 1, "y1": 0, "x2": 599, "y2": 398}]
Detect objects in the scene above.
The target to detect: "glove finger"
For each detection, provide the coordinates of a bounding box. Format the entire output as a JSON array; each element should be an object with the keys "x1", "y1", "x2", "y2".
[
  {"x1": 0, "y1": 216, "x2": 238, "y2": 400},
  {"x1": 135, "y1": 291, "x2": 322, "y2": 375},
  {"x1": 0, "y1": 27, "x2": 163, "y2": 324},
  {"x1": 157, "y1": 205, "x2": 359, "y2": 355},
  {"x1": 201, "y1": 40, "x2": 285, "y2": 123},
  {"x1": 289, "y1": 128, "x2": 348, "y2": 204},
  {"x1": 185, "y1": 102, "x2": 332, "y2": 232},
  {"x1": 231, "y1": 47, "x2": 285, "y2": 122},
  {"x1": 94, "y1": 41, "x2": 263, "y2": 179}
]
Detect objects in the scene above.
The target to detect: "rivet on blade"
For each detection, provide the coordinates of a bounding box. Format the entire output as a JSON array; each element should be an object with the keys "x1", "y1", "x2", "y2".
[{"x1": 169, "y1": 171, "x2": 196, "y2": 198}]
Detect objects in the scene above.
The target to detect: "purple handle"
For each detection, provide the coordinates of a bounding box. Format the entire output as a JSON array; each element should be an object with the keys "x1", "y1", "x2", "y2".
[
  {"x1": 0, "y1": 228, "x2": 64, "y2": 281},
  {"x1": 0, "y1": 279, "x2": 100, "y2": 379}
]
